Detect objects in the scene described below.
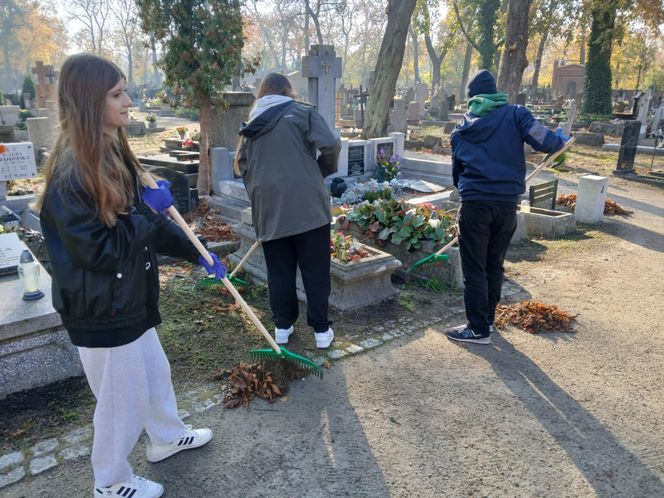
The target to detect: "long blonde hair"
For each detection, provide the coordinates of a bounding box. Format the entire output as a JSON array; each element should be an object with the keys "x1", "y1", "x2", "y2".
[
  {"x1": 36, "y1": 53, "x2": 143, "y2": 227},
  {"x1": 233, "y1": 72, "x2": 297, "y2": 176}
]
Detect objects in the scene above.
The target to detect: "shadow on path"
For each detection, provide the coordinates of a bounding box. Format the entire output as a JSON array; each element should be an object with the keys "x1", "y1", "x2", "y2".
[{"x1": 463, "y1": 335, "x2": 664, "y2": 496}]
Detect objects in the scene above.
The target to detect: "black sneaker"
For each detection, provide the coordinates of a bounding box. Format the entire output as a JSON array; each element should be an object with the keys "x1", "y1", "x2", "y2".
[
  {"x1": 446, "y1": 324, "x2": 496, "y2": 334},
  {"x1": 446, "y1": 327, "x2": 492, "y2": 344}
]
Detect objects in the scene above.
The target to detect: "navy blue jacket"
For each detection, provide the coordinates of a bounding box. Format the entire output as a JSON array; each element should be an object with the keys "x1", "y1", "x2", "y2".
[{"x1": 451, "y1": 104, "x2": 564, "y2": 203}]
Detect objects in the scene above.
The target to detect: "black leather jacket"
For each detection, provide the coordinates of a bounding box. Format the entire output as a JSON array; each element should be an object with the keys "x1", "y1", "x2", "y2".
[{"x1": 40, "y1": 159, "x2": 199, "y2": 348}]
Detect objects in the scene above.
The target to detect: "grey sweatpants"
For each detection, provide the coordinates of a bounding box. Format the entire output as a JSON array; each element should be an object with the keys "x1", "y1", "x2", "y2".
[{"x1": 78, "y1": 328, "x2": 185, "y2": 487}]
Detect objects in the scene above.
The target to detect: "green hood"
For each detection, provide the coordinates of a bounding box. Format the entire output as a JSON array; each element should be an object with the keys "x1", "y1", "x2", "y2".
[{"x1": 468, "y1": 92, "x2": 509, "y2": 117}]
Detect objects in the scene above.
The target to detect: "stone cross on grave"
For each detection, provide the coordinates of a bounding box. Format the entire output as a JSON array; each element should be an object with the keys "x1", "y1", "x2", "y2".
[
  {"x1": 301, "y1": 45, "x2": 342, "y2": 133},
  {"x1": 31, "y1": 61, "x2": 57, "y2": 108}
]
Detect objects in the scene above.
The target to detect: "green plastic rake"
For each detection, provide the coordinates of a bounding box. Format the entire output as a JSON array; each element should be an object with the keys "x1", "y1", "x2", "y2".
[
  {"x1": 406, "y1": 137, "x2": 577, "y2": 274},
  {"x1": 141, "y1": 173, "x2": 323, "y2": 377},
  {"x1": 195, "y1": 240, "x2": 260, "y2": 289}
]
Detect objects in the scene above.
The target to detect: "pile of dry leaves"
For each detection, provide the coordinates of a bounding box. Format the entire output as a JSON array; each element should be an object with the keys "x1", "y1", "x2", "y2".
[
  {"x1": 183, "y1": 199, "x2": 237, "y2": 241},
  {"x1": 556, "y1": 194, "x2": 633, "y2": 215},
  {"x1": 495, "y1": 300, "x2": 577, "y2": 334},
  {"x1": 222, "y1": 362, "x2": 284, "y2": 409}
]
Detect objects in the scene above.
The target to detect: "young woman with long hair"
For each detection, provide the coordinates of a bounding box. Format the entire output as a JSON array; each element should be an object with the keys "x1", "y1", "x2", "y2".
[
  {"x1": 234, "y1": 72, "x2": 340, "y2": 349},
  {"x1": 37, "y1": 53, "x2": 226, "y2": 498}
]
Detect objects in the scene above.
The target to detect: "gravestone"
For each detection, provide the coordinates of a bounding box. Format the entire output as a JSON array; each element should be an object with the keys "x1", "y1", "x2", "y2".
[
  {"x1": 0, "y1": 105, "x2": 21, "y2": 126},
  {"x1": 0, "y1": 142, "x2": 37, "y2": 202},
  {"x1": 515, "y1": 93, "x2": 527, "y2": 106},
  {"x1": 414, "y1": 83, "x2": 428, "y2": 117},
  {"x1": 218, "y1": 92, "x2": 255, "y2": 149},
  {"x1": 652, "y1": 105, "x2": 664, "y2": 137},
  {"x1": 637, "y1": 88, "x2": 652, "y2": 138},
  {"x1": 26, "y1": 117, "x2": 55, "y2": 151},
  {"x1": 388, "y1": 98, "x2": 407, "y2": 134},
  {"x1": 407, "y1": 102, "x2": 420, "y2": 123},
  {"x1": 347, "y1": 142, "x2": 367, "y2": 176},
  {"x1": 31, "y1": 61, "x2": 57, "y2": 109},
  {"x1": 562, "y1": 99, "x2": 577, "y2": 137},
  {"x1": 438, "y1": 88, "x2": 449, "y2": 121},
  {"x1": 405, "y1": 88, "x2": 415, "y2": 104},
  {"x1": 575, "y1": 175, "x2": 608, "y2": 224},
  {"x1": 0, "y1": 234, "x2": 81, "y2": 398},
  {"x1": 0, "y1": 125, "x2": 16, "y2": 143},
  {"x1": 301, "y1": 44, "x2": 342, "y2": 133},
  {"x1": 614, "y1": 120, "x2": 640, "y2": 175},
  {"x1": 150, "y1": 167, "x2": 198, "y2": 213}
]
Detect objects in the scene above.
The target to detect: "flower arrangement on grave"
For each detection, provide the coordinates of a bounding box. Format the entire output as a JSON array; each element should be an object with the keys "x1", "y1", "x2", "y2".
[
  {"x1": 330, "y1": 231, "x2": 369, "y2": 263},
  {"x1": 176, "y1": 126, "x2": 188, "y2": 138},
  {"x1": 191, "y1": 130, "x2": 201, "y2": 142},
  {"x1": 181, "y1": 139, "x2": 194, "y2": 150},
  {"x1": 343, "y1": 198, "x2": 455, "y2": 251},
  {"x1": 145, "y1": 113, "x2": 157, "y2": 123},
  {"x1": 374, "y1": 149, "x2": 401, "y2": 182},
  {"x1": 338, "y1": 179, "x2": 394, "y2": 205}
]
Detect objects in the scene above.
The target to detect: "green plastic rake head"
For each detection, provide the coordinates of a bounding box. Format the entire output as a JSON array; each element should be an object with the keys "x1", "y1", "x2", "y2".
[
  {"x1": 250, "y1": 347, "x2": 324, "y2": 378},
  {"x1": 406, "y1": 252, "x2": 449, "y2": 273}
]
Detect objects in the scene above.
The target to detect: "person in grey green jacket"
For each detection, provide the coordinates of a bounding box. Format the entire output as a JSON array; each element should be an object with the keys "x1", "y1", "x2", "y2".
[{"x1": 234, "y1": 72, "x2": 341, "y2": 349}]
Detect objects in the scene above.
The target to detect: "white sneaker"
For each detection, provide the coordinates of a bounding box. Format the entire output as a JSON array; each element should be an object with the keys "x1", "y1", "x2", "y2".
[
  {"x1": 146, "y1": 425, "x2": 212, "y2": 463},
  {"x1": 445, "y1": 323, "x2": 496, "y2": 334},
  {"x1": 315, "y1": 328, "x2": 334, "y2": 349},
  {"x1": 275, "y1": 325, "x2": 294, "y2": 345},
  {"x1": 94, "y1": 474, "x2": 163, "y2": 498}
]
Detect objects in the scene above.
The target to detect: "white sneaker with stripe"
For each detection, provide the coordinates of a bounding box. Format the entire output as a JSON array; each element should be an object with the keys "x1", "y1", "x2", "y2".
[
  {"x1": 94, "y1": 474, "x2": 163, "y2": 498},
  {"x1": 146, "y1": 425, "x2": 213, "y2": 463}
]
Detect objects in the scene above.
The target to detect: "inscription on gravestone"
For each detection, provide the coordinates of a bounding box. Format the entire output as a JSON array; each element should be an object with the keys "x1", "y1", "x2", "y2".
[
  {"x1": 0, "y1": 143, "x2": 37, "y2": 181},
  {"x1": 348, "y1": 145, "x2": 365, "y2": 176},
  {"x1": 151, "y1": 167, "x2": 198, "y2": 214},
  {"x1": 614, "y1": 120, "x2": 640, "y2": 175}
]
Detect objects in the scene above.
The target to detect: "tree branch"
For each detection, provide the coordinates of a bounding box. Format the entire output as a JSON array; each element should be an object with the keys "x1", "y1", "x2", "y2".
[{"x1": 451, "y1": 0, "x2": 480, "y2": 54}]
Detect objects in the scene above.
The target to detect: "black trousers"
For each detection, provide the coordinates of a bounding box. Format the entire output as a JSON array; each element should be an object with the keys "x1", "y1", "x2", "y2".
[
  {"x1": 458, "y1": 201, "x2": 517, "y2": 335},
  {"x1": 261, "y1": 224, "x2": 331, "y2": 333}
]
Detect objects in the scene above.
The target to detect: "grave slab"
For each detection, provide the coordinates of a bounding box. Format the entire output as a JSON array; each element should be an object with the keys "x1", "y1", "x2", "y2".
[{"x1": 0, "y1": 241, "x2": 82, "y2": 399}]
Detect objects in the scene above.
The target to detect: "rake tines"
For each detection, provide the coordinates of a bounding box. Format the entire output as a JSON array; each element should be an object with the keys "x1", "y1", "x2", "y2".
[{"x1": 250, "y1": 347, "x2": 324, "y2": 378}]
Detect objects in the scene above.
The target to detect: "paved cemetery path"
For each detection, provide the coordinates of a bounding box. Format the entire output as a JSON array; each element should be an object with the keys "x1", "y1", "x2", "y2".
[{"x1": 6, "y1": 176, "x2": 664, "y2": 497}]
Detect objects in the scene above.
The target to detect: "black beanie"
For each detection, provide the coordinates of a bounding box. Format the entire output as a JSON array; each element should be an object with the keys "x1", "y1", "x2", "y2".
[{"x1": 467, "y1": 69, "x2": 497, "y2": 97}]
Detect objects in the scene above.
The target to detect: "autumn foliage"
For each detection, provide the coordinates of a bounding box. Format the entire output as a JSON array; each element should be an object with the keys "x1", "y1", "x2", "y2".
[{"x1": 495, "y1": 300, "x2": 577, "y2": 334}]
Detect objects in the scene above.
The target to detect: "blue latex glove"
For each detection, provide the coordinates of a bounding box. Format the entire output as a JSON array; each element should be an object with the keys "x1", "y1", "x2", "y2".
[
  {"x1": 555, "y1": 128, "x2": 570, "y2": 142},
  {"x1": 199, "y1": 252, "x2": 227, "y2": 279},
  {"x1": 142, "y1": 180, "x2": 173, "y2": 212}
]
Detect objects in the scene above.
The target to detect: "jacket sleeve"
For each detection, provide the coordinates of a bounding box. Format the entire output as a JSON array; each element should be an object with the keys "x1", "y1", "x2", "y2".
[
  {"x1": 517, "y1": 107, "x2": 565, "y2": 153},
  {"x1": 44, "y1": 183, "x2": 168, "y2": 273},
  {"x1": 151, "y1": 216, "x2": 202, "y2": 264},
  {"x1": 236, "y1": 137, "x2": 248, "y2": 177},
  {"x1": 307, "y1": 108, "x2": 340, "y2": 177},
  {"x1": 450, "y1": 132, "x2": 463, "y2": 188}
]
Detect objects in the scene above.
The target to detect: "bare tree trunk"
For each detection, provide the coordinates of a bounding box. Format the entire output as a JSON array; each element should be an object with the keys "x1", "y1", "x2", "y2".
[
  {"x1": 530, "y1": 33, "x2": 547, "y2": 89},
  {"x1": 497, "y1": 0, "x2": 531, "y2": 100},
  {"x1": 459, "y1": 41, "x2": 473, "y2": 101},
  {"x1": 127, "y1": 47, "x2": 134, "y2": 89},
  {"x1": 579, "y1": 22, "x2": 586, "y2": 65},
  {"x1": 410, "y1": 25, "x2": 420, "y2": 84},
  {"x1": 424, "y1": 33, "x2": 446, "y2": 91},
  {"x1": 304, "y1": 5, "x2": 310, "y2": 53},
  {"x1": 362, "y1": 0, "x2": 417, "y2": 138}
]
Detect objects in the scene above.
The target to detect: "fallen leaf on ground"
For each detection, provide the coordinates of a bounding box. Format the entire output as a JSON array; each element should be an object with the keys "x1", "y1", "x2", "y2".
[
  {"x1": 556, "y1": 194, "x2": 633, "y2": 215},
  {"x1": 222, "y1": 362, "x2": 284, "y2": 408},
  {"x1": 495, "y1": 300, "x2": 577, "y2": 334}
]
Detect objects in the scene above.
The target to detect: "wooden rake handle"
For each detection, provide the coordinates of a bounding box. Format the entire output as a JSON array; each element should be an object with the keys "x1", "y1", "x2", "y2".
[
  {"x1": 433, "y1": 137, "x2": 576, "y2": 258},
  {"x1": 229, "y1": 240, "x2": 261, "y2": 279},
  {"x1": 141, "y1": 173, "x2": 282, "y2": 354}
]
